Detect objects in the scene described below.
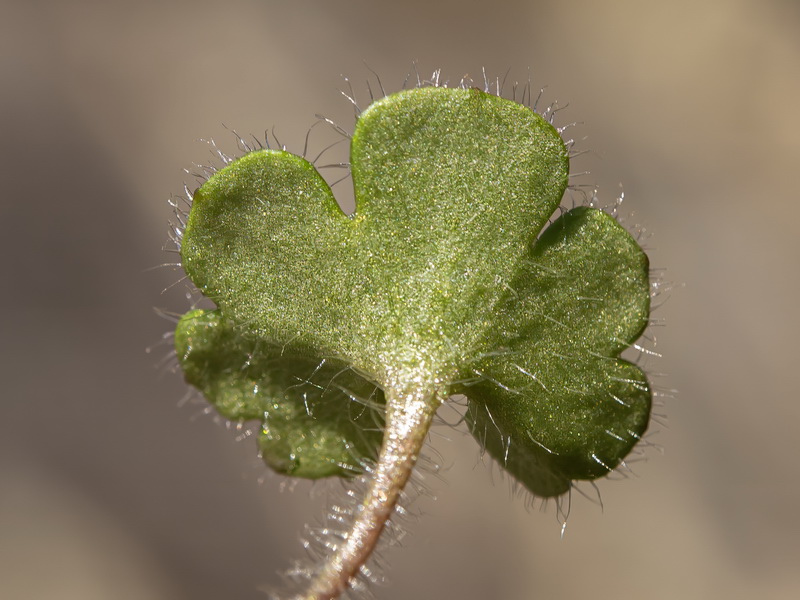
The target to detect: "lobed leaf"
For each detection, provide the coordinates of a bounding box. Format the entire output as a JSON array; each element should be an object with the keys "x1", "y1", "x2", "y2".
[{"x1": 175, "y1": 86, "x2": 651, "y2": 493}]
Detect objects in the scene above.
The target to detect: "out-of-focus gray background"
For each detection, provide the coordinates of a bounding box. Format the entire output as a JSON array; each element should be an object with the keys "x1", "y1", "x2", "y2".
[{"x1": 2, "y1": 1, "x2": 798, "y2": 598}]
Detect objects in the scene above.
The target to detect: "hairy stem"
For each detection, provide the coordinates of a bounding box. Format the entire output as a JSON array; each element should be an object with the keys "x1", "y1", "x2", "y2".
[{"x1": 299, "y1": 383, "x2": 442, "y2": 600}]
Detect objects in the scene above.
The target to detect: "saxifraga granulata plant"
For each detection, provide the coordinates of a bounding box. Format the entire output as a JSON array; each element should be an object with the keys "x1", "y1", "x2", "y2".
[{"x1": 166, "y1": 68, "x2": 663, "y2": 600}]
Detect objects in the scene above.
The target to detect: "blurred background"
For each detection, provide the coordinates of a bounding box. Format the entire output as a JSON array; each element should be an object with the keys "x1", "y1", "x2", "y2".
[{"x1": 2, "y1": 0, "x2": 798, "y2": 598}]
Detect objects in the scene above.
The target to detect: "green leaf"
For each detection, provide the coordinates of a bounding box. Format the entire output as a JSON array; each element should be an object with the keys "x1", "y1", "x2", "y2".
[
  {"x1": 175, "y1": 86, "x2": 651, "y2": 493},
  {"x1": 175, "y1": 309, "x2": 384, "y2": 478},
  {"x1": 461, "y1": 206, "x2": 651, "y2": 496}
]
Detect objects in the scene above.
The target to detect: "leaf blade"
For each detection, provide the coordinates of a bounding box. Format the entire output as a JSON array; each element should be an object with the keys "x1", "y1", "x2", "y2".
[
  {"x1": 175, "y1": 309, "x2": 385, "y2": 478},
  {"x1": 349, "y1": 87, "x2": 570, "y2": 368},
  {"x1": 180, "y1": 150, "x2": 355, "y2": 356},
  {"x1": 463, "y1": 206, "x2": 652, "y2": 496}
]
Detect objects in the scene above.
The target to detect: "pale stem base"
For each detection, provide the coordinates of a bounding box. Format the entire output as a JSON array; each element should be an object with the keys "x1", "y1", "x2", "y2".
[{"x1": 298, "y1": 384, "x2": 442, "y2": 600}]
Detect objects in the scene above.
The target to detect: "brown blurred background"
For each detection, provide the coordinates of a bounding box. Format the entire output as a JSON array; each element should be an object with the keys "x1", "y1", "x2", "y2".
[{"x1": 2, "y1": 1, "x2": 799, "y2": 598}]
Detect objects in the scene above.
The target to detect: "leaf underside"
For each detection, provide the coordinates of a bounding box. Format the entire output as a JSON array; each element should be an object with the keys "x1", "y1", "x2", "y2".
[
  {"x1": 175, "y1": 309, "x2": 384, "y2": 478},
  {"x1": 175, "y1": 86, "x2": 651, "y2": 495}
]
